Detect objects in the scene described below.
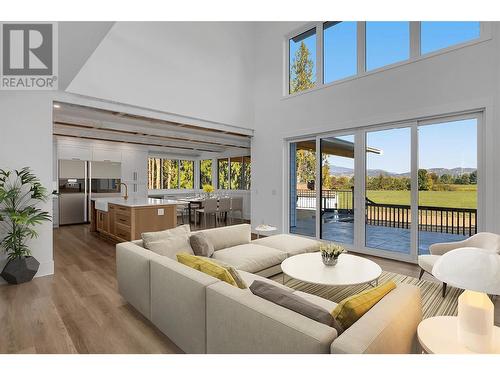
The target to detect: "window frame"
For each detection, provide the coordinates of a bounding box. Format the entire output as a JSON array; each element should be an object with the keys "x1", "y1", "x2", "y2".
[
  {"x1": 217, "y1": 156, "x2": 251, "y2": 191},
  {"x1": 284, "y1": 21, "x2": 489, "y2": 98},
  {"x1": 284, "y1": 110, "x2": 483, "y2": 264},
  {"x1": 148, "y1": 157, "x2": 195, "y2": 190}
]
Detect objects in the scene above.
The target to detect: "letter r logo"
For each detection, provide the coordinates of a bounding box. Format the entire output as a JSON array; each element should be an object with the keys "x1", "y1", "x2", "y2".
[{"x1": 2, "y1": 23, "x2": 53, "y2": 75}]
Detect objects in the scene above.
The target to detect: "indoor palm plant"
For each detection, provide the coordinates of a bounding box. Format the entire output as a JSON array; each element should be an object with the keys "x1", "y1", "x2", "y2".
[{"x1": 0, "y1": 167, "x2": 51, "y2": 284}]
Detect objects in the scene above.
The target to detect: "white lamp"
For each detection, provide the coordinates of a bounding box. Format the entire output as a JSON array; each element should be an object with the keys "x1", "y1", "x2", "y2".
[{"x1": 432, "y1": 247, "x2": 500, "y2": 353}]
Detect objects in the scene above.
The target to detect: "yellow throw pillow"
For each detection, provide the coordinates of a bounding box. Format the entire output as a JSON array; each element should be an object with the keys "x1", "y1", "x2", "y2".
[
  {"x1": 332, "y1": 281, "x2": 396, "y2": 330},
  {"x1": 197, "y1": 258, "x2": 238, "y2": 287},
  {"x1": 176, "y1": 253, "x2": 238, "y2": 287},
  {"x1": 176, "y1": 252, "x2": 202, "y2": 270}
]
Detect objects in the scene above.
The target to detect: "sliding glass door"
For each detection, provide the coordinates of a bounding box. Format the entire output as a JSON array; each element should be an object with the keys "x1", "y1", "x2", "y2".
[
  {"x1": 365, "y1": 127, "x2": 412, "y2": 254},
  {"x1": 289, "y1": 140, "x2": 316, "y2": 237},
  {"x1": 418, "y1": 118, "x2": 477, "y2": 254},
  {"x1": 320, "y1": 135, "x2": 355, "y2": 244},
  {"x1": 287, "y1": 112, "x2": 480, "y2": 263}
]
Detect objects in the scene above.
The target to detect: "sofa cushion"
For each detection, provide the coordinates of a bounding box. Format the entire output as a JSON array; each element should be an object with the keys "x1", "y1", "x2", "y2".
[
  {"x1": 205, "y1": 257, "x2": 248, "y2": 289},
  {"x1": 293, "y1": 290, "x2": 337, "y2": 312},
  {"x1": 142, "y1": 224, "x2": 193, "y2": 258},
  {"x1": 212, "y1": 243, "x2": 287, "y2": 273},
  {"x1": 176, "y1": 252, "x2": 202, "y2": 270},
  {"x1": 332, "y1": 281, "x2": 397, "y2": 331},
  {"x1": 252, "y1": 234, "x2": 321, "y2": 257},
  {"x1": 249, "y1": 281, "x2": 336, "y2": 327},
  {"x1": 238, "y1": 270, "x2": 294, "y2": 293},
  {"x1": 176, "y1": 253, "x2": 238, "y2": 287},
  {"x1": 190, "y1": 232, "x2": 215, "y2": 257},
  {"x1": 197, "y1": 224, "x2": 251, "y2": 251}
]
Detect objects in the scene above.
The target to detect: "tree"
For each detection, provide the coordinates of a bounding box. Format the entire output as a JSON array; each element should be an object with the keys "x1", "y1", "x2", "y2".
[
  {"x1": 296, "y1": 150, "x2": 316, "y2": 185},
  {"x1": 179, "y1": 160, "x2": 194, "y2": 189},
  {"x1": 163, "y1": 160, "x2": 178, "y2": 189},
  {"x1": 470, "y1": 170, "x2": 477, "y2": 184},
  {"x1": 290, "y1": 41, "x2": 314, "y2": 94},
  {"x1": 321, "y1": 159, "x2": 332, "y2": 189},
  {"x1": 439, "y1": 173, "x2": 453, "y2": 184},
  {"x1": 418, "y1": 169, "x2": 430, "y2": 191},
  {"x1": 200, "y1": 159, "x2": 212, "y2": 186}
]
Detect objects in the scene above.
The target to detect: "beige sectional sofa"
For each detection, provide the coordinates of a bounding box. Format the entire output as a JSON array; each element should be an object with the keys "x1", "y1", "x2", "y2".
[{"x1": 116, "y1": 223, "x2": 423, "y2": 354}]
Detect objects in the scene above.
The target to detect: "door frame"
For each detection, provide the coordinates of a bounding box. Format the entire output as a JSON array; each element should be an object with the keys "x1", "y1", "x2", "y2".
[{"x1": 285, "y1": 110, "x2": 483, "y2": 264}]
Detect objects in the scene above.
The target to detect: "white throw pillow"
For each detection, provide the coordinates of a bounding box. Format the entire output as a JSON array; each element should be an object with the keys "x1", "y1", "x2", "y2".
[{"x1": 142, "y1": 224, "x2": 193, "y2": 259}]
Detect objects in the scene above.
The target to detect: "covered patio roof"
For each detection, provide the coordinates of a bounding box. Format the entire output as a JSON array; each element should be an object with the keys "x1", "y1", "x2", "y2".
[{"x1": 296, "y1": 139, "x2": 381, "y2": 158}]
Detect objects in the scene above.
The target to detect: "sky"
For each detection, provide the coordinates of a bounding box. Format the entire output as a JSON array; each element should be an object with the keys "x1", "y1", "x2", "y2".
[
  {"x1": 291, "y1": 21, "x2": 480, "y2": 87},
  {"x1": 326, "y1": 118, "x2": 477, "y2": 173},
  {"x1": 290, "y1": 22, "x2": 480, "y2": 173}
]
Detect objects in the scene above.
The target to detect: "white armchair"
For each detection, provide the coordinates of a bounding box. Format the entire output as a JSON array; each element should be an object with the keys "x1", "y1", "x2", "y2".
[{"x1": 418, "y1": 232, "x2": 500, "y2": 297}]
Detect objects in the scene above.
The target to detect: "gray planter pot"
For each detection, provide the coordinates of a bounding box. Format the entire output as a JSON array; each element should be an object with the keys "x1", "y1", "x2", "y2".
[{"x1": 1, "y1": 256, "x2": 40, "y2": 284}]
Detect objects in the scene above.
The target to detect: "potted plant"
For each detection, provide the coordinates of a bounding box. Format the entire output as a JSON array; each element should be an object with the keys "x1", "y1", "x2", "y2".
[
  {"x1": 202, "y1": 184, "x2": 214, "y2": 198},
  {"x1": 0, "y1": 167, "x2": 51, "y2": 284},
  {"x1": 319, "y1": 242, "x2": 346, "y2": 266}
]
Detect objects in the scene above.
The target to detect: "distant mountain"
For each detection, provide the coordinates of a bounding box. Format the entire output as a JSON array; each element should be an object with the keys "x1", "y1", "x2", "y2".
[
  {"x1": 328, "y1": 165, "x2": 355, "y2": 176},
  {"x1": 327, "y1": 165, "x2": 476, "y2": 178},
  {"x1": 426, "y1": 167, "x2": 476, "y2": 177}
]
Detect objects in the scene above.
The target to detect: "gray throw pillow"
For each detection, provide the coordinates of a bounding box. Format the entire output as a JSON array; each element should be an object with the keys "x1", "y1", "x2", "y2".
[
  {"x1": 190, "y1": 232, "x2": 215, "y2": 257},
  {"x1": 249, "y1": 280, "x2": 343, "y2": 333}
]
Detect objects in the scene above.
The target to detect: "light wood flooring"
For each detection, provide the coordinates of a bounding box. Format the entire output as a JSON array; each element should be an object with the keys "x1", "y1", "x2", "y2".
[{"x1": 0, "y1": 222, "x2": 498, "y2": 353}]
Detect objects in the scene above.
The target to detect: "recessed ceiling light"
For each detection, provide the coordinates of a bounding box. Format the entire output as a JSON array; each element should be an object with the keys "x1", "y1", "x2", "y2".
[{"x1": 53, "y1": 104, "x2": 61, "y2": 109}]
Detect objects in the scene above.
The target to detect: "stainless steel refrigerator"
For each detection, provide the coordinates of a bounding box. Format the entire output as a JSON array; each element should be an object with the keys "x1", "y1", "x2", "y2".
[{"x1": 58, "y1": 160, "x2": 121, "y2": 225}]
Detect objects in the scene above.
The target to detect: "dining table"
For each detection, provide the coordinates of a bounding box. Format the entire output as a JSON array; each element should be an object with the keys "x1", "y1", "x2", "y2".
[{"x1": 178, "y1": 196, "x2": 230, "y2": 224}]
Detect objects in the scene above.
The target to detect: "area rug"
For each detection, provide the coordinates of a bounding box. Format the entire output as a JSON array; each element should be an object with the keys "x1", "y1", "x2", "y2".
[{"x1": 271, "y1": 271, "x2": 460, "y2": 318}]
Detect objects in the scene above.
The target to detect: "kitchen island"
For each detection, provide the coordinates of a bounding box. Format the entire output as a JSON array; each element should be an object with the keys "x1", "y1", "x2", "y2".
[{"x1": 90, "y1": 197, "x2": 181, "y2": 242}]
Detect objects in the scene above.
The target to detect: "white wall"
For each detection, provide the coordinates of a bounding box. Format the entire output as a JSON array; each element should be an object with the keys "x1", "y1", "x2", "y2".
[
  {"x1": 67, "y1": 22, "x2": 256, "y2": 129},
  {"x1": 0, "y1": 92, "x2": 54, "y2": 277},
  {"x1": 251, "y1": 22, "x2": 500, "y2": 235}
]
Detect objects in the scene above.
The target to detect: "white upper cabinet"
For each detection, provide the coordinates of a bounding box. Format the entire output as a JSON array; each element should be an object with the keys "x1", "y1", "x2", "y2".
[
  {"x1": 121, "y1": 150, "x2": 148, "y2": 184},
  {"x1": 92, "y1": 148, "x2": 122, "y2": 162},
  {"x1": 58, "y1": 144, "x2": 92, "y2": 161}
]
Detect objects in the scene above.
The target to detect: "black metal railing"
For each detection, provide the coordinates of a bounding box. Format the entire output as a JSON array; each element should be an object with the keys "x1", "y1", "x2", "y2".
[
  {"x1": 296, "y1": 189, "x2": 477, "y2": 236},
  {"x1": 365, "y1": 202, "x2": 477, "y2": 236}
]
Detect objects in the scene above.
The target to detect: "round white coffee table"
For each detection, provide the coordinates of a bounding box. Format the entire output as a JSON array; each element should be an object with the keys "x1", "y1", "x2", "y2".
[
  {"x1": 417, "y1": 316, "x2": 500, "y2": 354},
  {"x1": 281, "y1": 252, "x2": 382, "y2": 287}
]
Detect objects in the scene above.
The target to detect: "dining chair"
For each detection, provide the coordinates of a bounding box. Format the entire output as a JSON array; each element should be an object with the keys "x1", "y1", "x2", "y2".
[
  {"x1": 217, "y1": 197, "x2": 231, "y2": 225},
  {"x1": 230, "y1": 197, "x2": 243, "y2": 223},
  {"x1": 176, "y1": 202, "x2": 189, "y2": 225},
  {"x1": 195, "y1": 198, "x2": 218, "y2": 229}
]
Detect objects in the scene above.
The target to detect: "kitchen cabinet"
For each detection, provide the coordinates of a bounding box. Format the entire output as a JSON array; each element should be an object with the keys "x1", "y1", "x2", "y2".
[
  {"x1": 96, "y1": 210, "x2": 110, "y2": 233},
  {"x1": 58, "y1": 145, "x2": 92, "y2": 162},
  {"x1": 121, "y1": 150, "x2": 148, "y2": 184},
  {"x1": 92, "y1": 148, "x2": 122, "y2": 163},
  {"x1": 92, "y1": 199, "x2": 177, "y2": 242}
]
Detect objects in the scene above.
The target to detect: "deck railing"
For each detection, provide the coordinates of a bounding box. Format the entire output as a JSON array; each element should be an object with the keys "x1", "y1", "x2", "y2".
[
  {"x1": 296, "y1": 189, "x2": 477, "y2": 236},
  {"x1": 296, "y1": 189, "x2": 353, "y2": 211}
]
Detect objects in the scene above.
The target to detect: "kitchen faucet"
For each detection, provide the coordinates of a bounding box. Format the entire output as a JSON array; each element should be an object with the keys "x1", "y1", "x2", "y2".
[{"x1": 120, "y1": 182, "x2": 129, "y2": 200}]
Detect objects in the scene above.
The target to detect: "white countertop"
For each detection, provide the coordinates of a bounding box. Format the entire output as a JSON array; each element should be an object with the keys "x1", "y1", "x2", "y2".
[{"x1": 92, "y1": 197, "x2": 182, "y2": 212}]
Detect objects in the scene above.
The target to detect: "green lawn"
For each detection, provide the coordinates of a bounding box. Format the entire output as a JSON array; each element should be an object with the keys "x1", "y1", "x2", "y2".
[{"x1": 366, "y1": 188, "x2": 477, "y2": 209}]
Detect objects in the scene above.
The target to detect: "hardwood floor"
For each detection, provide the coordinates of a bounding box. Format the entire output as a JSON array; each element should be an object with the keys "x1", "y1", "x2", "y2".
[
  {"x1": 1, "y1": 222, "x2": 498, "y2": 353},
  {"x1": 0, "y1": 224, "x2": 182, "y2": 354}
]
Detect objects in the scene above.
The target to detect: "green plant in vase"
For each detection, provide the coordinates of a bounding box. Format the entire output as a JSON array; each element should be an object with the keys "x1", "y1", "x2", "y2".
[
  {"x1": 0, "y1": 167, "x2": 51, "y2": 284},
  {"x1": 319, "y1": 242, "x2": 346, "y2": 266}
]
